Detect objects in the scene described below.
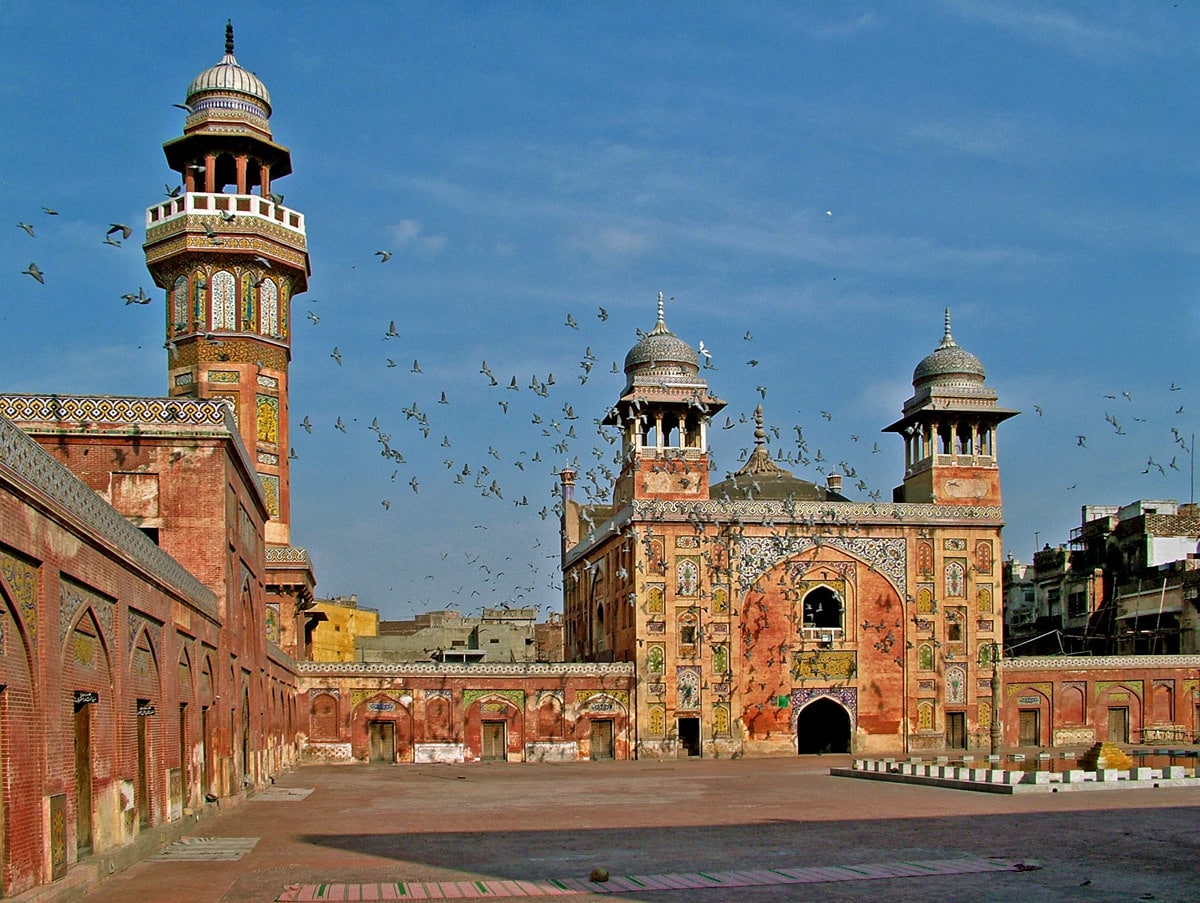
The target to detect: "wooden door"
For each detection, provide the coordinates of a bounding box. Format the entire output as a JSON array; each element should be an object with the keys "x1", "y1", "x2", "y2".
[
  {"x1": 368, "y1": 721, "x2": 395, "y2": 763},
  {"x1": 74, "y1": 705, "x2": 92, "y2": 853},
  {"x1": 137, "y1": 708, "x2": 150, "y2": 828},
  {"x1": 481, "y1": 721, "x2": 506, "y2": 761},
  {"x1": 589, "y1": 720, "x2": 614, "y2": 760},
  {"x1": 946, "y1": 711, "x2": 967, "y2": 749},
  {"x1": 1107, "y1": 706, "x2": 1129, "y2": 743},
  {"x1": 1018, "y1": 709, "x2": 1040, "y2": 746}
]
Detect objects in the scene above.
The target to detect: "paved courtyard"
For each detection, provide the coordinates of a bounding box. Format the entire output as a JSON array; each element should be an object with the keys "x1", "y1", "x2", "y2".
[{"x1": 82, "y1": 755, "x2": 1200, "y2": 902}]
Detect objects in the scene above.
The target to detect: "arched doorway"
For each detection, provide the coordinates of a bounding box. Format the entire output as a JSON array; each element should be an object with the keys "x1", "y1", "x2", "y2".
[{"x1": 796, "y1": 697, "x2": 851, "y2": 754}]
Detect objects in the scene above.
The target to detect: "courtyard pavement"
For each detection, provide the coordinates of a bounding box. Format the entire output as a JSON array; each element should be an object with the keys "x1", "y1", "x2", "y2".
[{"x1": 79, "y1": 755, "x2": 1200, "y2": 902}]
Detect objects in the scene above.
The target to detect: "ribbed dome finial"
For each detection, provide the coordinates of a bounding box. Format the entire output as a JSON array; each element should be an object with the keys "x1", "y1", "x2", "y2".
[
  {"x1": 753, "y1": 404, "x2": 766, "y2": 447},
  {"x1": 938, "y1": 307, "x2": 956, "y2": 349},
  {"x1": 225, "y1": 20, "x2": 234, "y2": 56}
]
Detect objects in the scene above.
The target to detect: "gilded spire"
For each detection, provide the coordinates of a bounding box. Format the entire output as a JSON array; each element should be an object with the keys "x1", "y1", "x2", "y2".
[{"x1": 225, "y1": 20, "x2": 235, "y2": 56}]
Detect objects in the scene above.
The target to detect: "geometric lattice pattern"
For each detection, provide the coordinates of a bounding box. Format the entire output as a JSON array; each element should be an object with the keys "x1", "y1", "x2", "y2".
[
  {"x1": 149, "y1": 836, "x2": 259, "y2": 861},
  {"x1": 275, "y1": 856, "x2": 1020, "y2": 900}
]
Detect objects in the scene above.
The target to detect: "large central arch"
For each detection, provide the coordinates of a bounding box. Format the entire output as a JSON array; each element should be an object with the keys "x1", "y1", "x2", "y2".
[{"x1": 795, "y1": 697, "x2": 851, "y2": 754}]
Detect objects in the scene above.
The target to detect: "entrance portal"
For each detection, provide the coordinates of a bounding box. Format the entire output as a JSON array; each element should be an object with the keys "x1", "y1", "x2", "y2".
[
  {"x1": 368, "y1": 721, "x2": 396, "y2": 763},
  {"x1": 677, "y1": 717, "x2": 701, "y2": 757},
  {"x1": 590, "y1": 720, "x2": 614, "y2": 760},
  {"x1": 796, "y1": 698, "x2": 851, "y2": 754},
  {"x1": 481, "y1": 721, "x2": 507, "y2": 761}
]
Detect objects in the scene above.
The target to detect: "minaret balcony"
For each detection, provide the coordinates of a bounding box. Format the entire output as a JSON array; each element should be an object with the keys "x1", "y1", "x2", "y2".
[{"x1": 145, "y1": 192, "x2": 306, "y2": 248}]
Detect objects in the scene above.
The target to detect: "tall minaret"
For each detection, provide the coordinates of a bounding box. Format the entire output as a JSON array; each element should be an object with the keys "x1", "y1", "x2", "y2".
[
  {"x1": 883, "y1": 309, "x2": 1017, "y2": 506},
  {"x1": 144, "y1": 21, "x2": 310, "y2": 547},
  {"x1": 602, "y1": 293, "x2": 725, "y2": 504}
]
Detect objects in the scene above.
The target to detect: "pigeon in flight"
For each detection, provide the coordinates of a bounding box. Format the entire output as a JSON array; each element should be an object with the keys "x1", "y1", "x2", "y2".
[
  {"x1": 22, "y1": 263, "x2": 44, "y2": 283},
  {"x1": 375, "y1": 250, "x2": 392, "y2": 262}
]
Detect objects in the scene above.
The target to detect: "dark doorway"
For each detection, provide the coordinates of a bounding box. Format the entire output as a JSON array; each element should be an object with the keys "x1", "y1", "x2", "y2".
[
  {"x1": 481, "y1": 721, "x2": 506, "y2": 761},
  {"x1": 201, "y1": 705, "x2": 212, "y2": 798},
  {"x1": 136, "y1": 701, "x2": 151, "y2": 828},
  {"x1": 796, "y1": 698, "x2": 851, "y2": 754},
  {"x1": 946, "y1": 711, "x2": 967, "y2": 749},
  {"x1": 590, "y1": 719, "x2": 614, "y2": 760},
  {"x1": 74, "y1": 703, "x2": 92, "y2": 853},
  {"x1": 368, "y1": 721, "x2": 395, "y2": 763},
  {"x1": 677, "y1": 717, "x2": 701, "y2": 757}
]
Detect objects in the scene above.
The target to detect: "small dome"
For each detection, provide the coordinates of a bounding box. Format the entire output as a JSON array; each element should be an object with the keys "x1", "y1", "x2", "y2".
[
  {"x1": 624, "y1": 293, "x2": 699, "y2": 373},
  {"x1": 710, "y1": 405, "x2": 848, "y2": 502},
  {"x1": 185, "y1": 22, "x2": 272, "y2": 119},
  {"x1": 913, "y1": 308, "x2": 984, "y2": 386}
]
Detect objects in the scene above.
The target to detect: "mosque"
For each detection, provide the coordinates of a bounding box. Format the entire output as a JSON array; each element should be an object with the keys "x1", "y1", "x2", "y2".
[
  {"x1": 2, "y1": 23, "x2": 1198, "y2": 902},
  {"x1": 561, "y1": 295, "x2": 1016, "y2": 757}
]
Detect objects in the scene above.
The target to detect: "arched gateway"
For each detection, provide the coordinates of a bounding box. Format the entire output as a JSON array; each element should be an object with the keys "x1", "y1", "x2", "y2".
[{"x1": 795, "y1": 697, "x2": 851, "y2": 754}]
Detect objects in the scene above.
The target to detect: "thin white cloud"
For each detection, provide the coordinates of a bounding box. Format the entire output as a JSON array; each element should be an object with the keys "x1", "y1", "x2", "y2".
[
  {"x1": 802, "y1": 12, "x2": 887, "y2": 41},
  {"x1": 390, "y1": 218, "x2": 447, "y2": 256},
  {"x1": 940, "y1": 0, "x2": 1151, "y2": 62},
  {"x1": 565, "y1": 225, "x2": 657, "y2": 261}
]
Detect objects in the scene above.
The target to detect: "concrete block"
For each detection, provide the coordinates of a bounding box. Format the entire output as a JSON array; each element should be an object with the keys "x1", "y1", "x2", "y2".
[
  {"x1": 1063, "y1": 770, "x2": 1085, "y2": 783},
  {"x1": 988, "y1": 770, "x2": 1007, "y2": 783},
  {"x1": 1133, "y1": 767, "x2": 1153, "y2": 781},
  {"x1": 1005, "y1": 771, "x2": 1024, "y2": 784},
  {"x1": 970, "y1": 768, "x2": 989, "y2": 781},
  {"x1": 1096, "y1": 768, "x2": 1120, "y2": 782},
  {"x1": 854, "y1": 758, "x2": 866, "y2": 770},
  {"x1": 1165, "y1": 766, "x2": 1185, "y2": 779},
  {"x1": 1023, "y1": 770, "x2": 1052, "y2": 784},
  {"x1": 935, "y1": 756, "x2": 949, "y2": 765}
]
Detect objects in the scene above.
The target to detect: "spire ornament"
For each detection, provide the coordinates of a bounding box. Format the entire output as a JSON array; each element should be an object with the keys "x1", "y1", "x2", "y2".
[{"x1": 225, "y1": 20, "x2": 235, "y2": 56}]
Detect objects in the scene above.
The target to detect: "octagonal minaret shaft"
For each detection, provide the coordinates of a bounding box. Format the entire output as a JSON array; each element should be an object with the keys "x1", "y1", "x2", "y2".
[{"x1": 143, "y1": 22, "x2": 310, "y2": 546}]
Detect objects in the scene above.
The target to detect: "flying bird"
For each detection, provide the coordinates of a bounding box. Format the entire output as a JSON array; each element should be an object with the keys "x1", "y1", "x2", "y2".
[
  {"x1": 122, "y1": 287, "x2": 151, "y2": 305},
  {"x1": 16, "y1": 222, "x2": 34, "y2": 237},
  {"x1": 334, "y1": 417, "x2": 347, "y2": 433},
  {"x1": 300, "y1": 415, "x2": 313, "y2": 433},
  {"x1": 330, "y1": 346, "x2": 342, "y2": 365},
  {"x1": 107, "y1": 223, "x2": 133, "y2": 240},
  {"x1": 22, "y1": 263, "x2": 44, "y2": 284},
  {"x1": 565, "y1": 313, "x2": 579, "y2": 329},
  {"x1": 411, "y1": 359, "x2": 422, "y2": 373},
  {"x1": 306, "y1": 310, "x2": 320, "y2": 325},
  {"x1": 165, "y1": 184, "x2": 182, "y2": 197},
  {"x1": 385, "y1": 320, "x2": 399, "y2": 338},
  {"x1": 375, "y1": 250, "x2": 392, "y2": 262},
  {"x1": 42, "y1": 207, "x2": 58, "y2": 215},
  {"x1": 597, "y1": 307, "x2": 609, "y2": 321},
  {"x1": 173, "y1": 102, "x2": 196, "y2": 113}
]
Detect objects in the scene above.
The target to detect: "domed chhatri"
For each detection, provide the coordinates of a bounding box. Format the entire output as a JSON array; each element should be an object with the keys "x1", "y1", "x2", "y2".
[
  {"x1": 912, "y1": 308, "x2": 985, "y2": 387},
  {"x1": 185, "y1": 21, "x2": 272, "y2": 121},
  {"x1": 623, "y1": 292, "x2": 700, "y2": 376}
]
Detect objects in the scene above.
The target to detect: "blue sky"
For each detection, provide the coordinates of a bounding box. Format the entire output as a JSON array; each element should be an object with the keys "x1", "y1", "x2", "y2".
[{"x1": 2, "y1": 3, "x2": 1198, "y2": 620}]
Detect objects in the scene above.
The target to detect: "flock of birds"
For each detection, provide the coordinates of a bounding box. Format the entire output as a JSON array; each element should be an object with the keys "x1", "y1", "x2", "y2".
[{"x1": 9, "y1": 195, "x2": 1196, "y2": 622}]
